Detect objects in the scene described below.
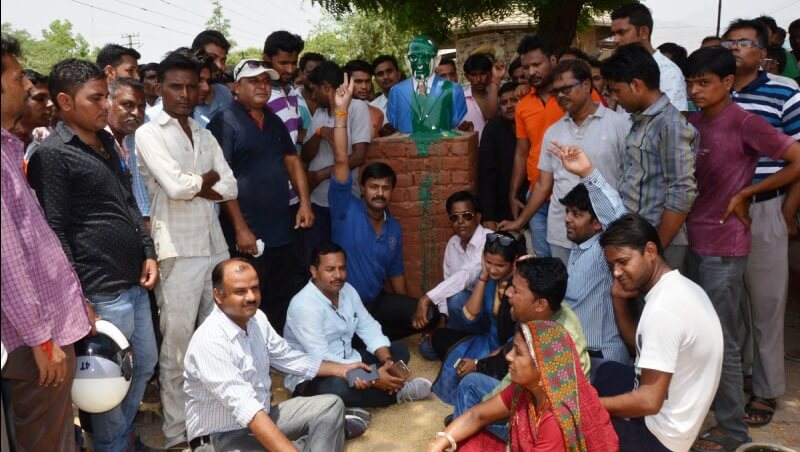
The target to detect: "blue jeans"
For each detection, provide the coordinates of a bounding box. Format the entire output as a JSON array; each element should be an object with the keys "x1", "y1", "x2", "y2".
[
  {"x1": 525, "y1": 194, "x2": 550, "y2": 258},
  {"x1": 687, "y1": 252, "x2": 750, "y2": 443},
  {"x1": 88, "y1": 285, "x2": 157, "y2": 452},
  {"x1": 454, "y1": 373, "x2": 507, "y2": 441}
]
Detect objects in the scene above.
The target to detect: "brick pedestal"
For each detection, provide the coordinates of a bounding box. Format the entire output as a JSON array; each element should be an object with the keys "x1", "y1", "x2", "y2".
[{"x1": 364, "y1": 132, "x2": 479, "y2": 298}]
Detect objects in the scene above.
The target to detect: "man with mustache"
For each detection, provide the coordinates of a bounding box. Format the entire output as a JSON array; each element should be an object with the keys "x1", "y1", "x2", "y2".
[
  {"x1": 106, "y1": 77, "x2": 150, "y2": 226},
  {"x1": 27, "y1": 58, "x2": 157, "y2": 452},
  {"x1": 208, "y1": 59, "x2": 313, "y2": 336},
  {"x1": 135, "y1": 50, "x2": 238, "y2": 449}
]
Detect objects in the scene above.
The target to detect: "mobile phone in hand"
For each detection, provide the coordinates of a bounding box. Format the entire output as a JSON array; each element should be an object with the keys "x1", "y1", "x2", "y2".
[
  {"x1": 388, "y1": 360, "x2": 411, "y2": 380},
  {"x1": 346, "y1": 364, "x2": 378, "y2": 387}
]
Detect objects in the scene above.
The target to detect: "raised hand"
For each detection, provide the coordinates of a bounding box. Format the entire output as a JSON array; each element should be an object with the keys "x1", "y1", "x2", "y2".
[
  {"x1": 334, "y1": 72, "x2": 355, "y2": 112},
  {"x1": 491, "y1": 59, "x2": 507, "y2": 84},
  {"x1": 547, "y1": 140, "x2": 593, "y2": 178}
]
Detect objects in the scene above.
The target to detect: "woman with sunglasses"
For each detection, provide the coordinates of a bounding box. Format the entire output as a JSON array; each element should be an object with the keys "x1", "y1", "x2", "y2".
[
  {"x1": 426, "y1": 321, "x2": 617, "y2": 452},
  {"x1": 431, "y1": 231, "x2": 526, "y2": 405}
]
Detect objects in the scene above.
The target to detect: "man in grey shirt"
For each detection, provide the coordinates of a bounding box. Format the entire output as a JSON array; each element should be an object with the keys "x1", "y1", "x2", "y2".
[{"x1": 499, "y1": 59, "x2": 627, "y2": 264}]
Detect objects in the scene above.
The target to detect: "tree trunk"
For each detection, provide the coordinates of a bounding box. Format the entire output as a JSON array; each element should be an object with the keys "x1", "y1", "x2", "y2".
[{"x1": 534, "y1": 0, "x2": 585, "y2": 54}]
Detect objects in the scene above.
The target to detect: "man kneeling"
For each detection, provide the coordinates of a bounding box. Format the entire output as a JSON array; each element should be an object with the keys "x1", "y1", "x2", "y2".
[
  {"x1": 284, "y1": 242, "x2": 432, "y2": 408},
  {"x1": 184, "y1": 258, "x2": 368, "y2": 451}
]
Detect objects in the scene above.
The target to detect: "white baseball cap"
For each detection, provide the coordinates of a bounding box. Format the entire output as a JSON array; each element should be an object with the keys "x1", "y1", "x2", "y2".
[{"x1": 233, "y1": 59, "x2": 279, "y2": 82}]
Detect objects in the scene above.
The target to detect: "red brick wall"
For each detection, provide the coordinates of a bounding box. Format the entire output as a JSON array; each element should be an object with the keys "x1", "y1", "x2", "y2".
[{"x1": 364, "y1": 132, "x2": 479, "y2": 298}]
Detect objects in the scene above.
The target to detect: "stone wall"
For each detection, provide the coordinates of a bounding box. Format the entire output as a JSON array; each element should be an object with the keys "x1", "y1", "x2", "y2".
[{"x1": 365, "y1": 132, "x2": 479, "y2": 298}]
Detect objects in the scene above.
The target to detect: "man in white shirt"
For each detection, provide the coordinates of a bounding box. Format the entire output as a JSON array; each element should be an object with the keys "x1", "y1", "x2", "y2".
[
  {"x1": 597, "y1": 213, "x2": 723, "y2": 451},
  {"x1": 610, "y1": 3, "x2": 688, "y2": 111},
  {"x1": 284, "y1": 243, "x2": 432, "y2": 408},
  {"x1": 185, "y1": 258, "x2": 368, "y2": 452},
  {"x1": 135, "y1": 50, "x2": 238, "y2": 448},
  {"x1": 414, "y1": 192, "x2": 489, "y2": 348}
]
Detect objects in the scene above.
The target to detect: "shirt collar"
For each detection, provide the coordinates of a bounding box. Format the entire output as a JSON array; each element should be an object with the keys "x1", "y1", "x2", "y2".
[
  {"x1": 633, "y1": 93, "x2": 670, "y2": 119},
  {"x1": 562, "y1": 102, "x2": 605, "y2": 125},
  {"x1": 55, "y1": 121, "x2": 115, "y2": 148},
  {"x1": 575, "y1": 233, "x2": 601, "y2": 251},
  {"x1": 466, "y1": 224, "x2": 488, "y2": 250},
  {"x1": 735, "y1": 70, "x2": 769, "y2": 94},
  {"x1": 213, "y1": 305, "x2": 252, "y2": 340},
  {"x1": 156, "y1": 109, "x2": 200, "y2": 132}
]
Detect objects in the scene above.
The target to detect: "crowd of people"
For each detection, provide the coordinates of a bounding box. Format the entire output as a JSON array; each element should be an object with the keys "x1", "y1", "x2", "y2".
[{"x1": 1, "y1": 2, "x2": 799, "y2": 451}]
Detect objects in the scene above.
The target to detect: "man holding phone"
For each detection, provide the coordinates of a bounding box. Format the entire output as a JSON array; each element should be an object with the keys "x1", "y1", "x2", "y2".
[{"x1": 284, "y1": 242, "x2": 432, "y2": 409}]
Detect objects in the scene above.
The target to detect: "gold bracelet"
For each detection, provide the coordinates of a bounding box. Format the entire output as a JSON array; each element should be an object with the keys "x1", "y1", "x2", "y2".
[{"x1": 334, "y1": 110, "x2": 348, "y2": 117}]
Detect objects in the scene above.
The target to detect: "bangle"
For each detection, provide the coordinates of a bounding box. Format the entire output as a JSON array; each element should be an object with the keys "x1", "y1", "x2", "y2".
[
  {"x1": 334, "y1": 125, "x2": 346, "y2": 128},
  {"x1": 436, "y1": 432, "x2": 457, "y2": 451},
  {"x1": 335, "y1": 110, "x2": 348, "y2": 117}
]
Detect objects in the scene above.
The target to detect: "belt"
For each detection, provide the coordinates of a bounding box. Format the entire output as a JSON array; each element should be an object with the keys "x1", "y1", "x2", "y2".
[
  {"x1": 189, "y1": 435, "x2": 211, "y2": 450},
  {"x1": 751, "y1": 187, "x2": 787, "y2": 203}
]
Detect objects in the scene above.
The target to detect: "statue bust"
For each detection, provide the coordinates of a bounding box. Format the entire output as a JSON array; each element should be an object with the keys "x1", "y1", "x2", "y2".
[{"x1": 386, "y1": 35, "x2": 467, "y2": 134}]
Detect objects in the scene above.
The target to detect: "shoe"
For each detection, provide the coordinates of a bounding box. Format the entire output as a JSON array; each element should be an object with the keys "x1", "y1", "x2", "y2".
[
  {"x1": 345, "y1": 407, "x2": 372, "y2": 425},
  {"x1": 443, "y1": 413, "x2": 454, "y2": 427},
  {"x1": 396, "y1": 377, "x2": 432, "y2": 403},
  {"x1": 345, "y1": 414, "x2": 368, "y2": 440}
]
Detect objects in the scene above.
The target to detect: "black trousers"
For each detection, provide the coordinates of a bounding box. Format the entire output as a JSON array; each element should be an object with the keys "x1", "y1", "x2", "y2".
[
  {"x1": 233, "y1": 243, "x2": 306, "y2": 335},
  {"x1": 293, "y1": 341, "x2": 410, "y2": 407},
  {"x1": 364, "y1": 291, "x2": 436, "y2": 341},
  {"x1": 611, "y1": 417, "x2": 671, "y2": 452}
]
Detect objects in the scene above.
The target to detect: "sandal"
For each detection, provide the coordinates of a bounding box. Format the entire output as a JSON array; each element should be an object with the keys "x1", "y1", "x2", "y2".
[
  {"x1": 691, "y1": 428, "x2": 746, "y2": 452},
  {"x1": 743, "y1": 396, "x2": 777, "y2": 427}
]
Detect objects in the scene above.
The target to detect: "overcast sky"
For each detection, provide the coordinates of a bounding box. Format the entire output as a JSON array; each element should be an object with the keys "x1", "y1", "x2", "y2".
[{"x1": 1, "y1": 0, "x2": 797, "y2": 63}]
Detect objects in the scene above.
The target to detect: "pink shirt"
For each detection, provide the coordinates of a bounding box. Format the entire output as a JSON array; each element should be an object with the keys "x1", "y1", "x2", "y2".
[
  {"x1": 1, "y1": 129, "x2": 90, "y2": 351},
  {"x1": 687, "y1": 102, "x2": 794, "y2": 256}
]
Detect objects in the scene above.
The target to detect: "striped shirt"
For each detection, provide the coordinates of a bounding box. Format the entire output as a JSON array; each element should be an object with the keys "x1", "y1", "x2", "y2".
[
  {"x1": 184, "y1": 306, "x2": 321, "y2": 441},
  {"x1": 731, "y1": 70, "x2": 800, "y2": 184},
  {"x1": 620, "y1": 94, "x2": 698, "y2": 246},
  {"x1": 565, "y1": 169, "x2": 631, "y2": 364},
  {"x1": 1, "y1": 128, "x2": 90, "y2": 352},
  {"x1": 268, "y1": 83, "x2": 302, "y2": 204}
]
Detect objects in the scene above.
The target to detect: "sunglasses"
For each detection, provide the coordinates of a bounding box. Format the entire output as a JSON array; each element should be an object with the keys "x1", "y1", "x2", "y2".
[
  {"x1": 486, "y1": 233, "x2": 515, "y2": 247},
  {"x1": 449, "y1": 211, "x2": 475, "y2": 223},
  {"x1": 234, "y1": 60, "x2": 270, "y2": 80},
  {"x1": 553, "y1": 80, "x2": 583, "y2": 96}
]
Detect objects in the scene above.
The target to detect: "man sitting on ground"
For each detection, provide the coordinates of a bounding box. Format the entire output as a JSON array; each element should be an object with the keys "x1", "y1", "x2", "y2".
[
  {"x1": 597, "y1": 214, "x2": 723, "y2": 452},
  {"x1": 184, "y1": 258, "x2": 370, "y2": 451},
  {"x1": 284, "y1": 243, "x2": 432, "y2": 409}
]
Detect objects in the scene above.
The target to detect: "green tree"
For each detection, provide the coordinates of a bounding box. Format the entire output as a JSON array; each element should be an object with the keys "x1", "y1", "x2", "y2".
[
  {"x1": 206, "y1": 0, "x2": 237, "y2": 49},
  {"x1": 314, "y1": 0, "x2": 630, "y2": 54},
  {"x1": 305, "y1": 10, "x2": 415, "y2": 64},
  {"x1": 2, "y1": 20, "x2": 91, "y2": 74},
  {"x1": 226, "y1": 47, "x2": 263, "y2": 67}
]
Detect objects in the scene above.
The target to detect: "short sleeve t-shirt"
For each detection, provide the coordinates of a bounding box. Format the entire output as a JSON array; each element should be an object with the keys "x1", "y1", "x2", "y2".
[
  {"x1": 637, "y1": 270, "x2": 723, "y2": 451},
  {"x1": 687, "y1": 102, "x2": 793, "y2": 256},
  {"x1": 307, "y1": 100, "x2": 371, "y2": 207},
  {"x1": 207, "y1": 103, "x2": 295, "y2": 247},
  {"x1": 328, "y1": 174, "x2": 404, "y2": 304}
]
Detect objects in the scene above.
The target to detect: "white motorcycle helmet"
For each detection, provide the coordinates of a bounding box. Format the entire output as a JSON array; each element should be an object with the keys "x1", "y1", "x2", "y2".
[{"x1": 72, "y1": 320, "x2": 133, "y2": 413}]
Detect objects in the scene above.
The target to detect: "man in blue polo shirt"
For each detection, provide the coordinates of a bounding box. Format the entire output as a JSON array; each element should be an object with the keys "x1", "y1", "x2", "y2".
[
  {"x1": 207, "y1": 59, "x2": 314, "y2": 335},
  {"x1": 328, "y1": 76, "x2": 427, "y2": 340}
]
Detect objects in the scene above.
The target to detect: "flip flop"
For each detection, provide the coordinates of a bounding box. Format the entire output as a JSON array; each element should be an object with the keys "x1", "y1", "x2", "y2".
[
  {"x1": 744, "y1": 396, "x2": 777, "y2": 427},
  {"x1": 691, "y1": 428, "x2": 746, "y2": 452}
]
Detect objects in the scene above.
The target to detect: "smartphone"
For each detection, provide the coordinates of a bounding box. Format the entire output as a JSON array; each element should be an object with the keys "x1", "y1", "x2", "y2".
[
  {"x1": 346, "y1": 364, "x2": 378, "y2": 387},
  {"x1": 388, "y1": 360, "x2": 411, "y2": 380}
]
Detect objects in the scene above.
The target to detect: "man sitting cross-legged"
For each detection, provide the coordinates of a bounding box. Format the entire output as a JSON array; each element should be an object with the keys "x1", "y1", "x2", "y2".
[
  {"x1": 184, "y1": 258, "x2": 372, "y2": 451},
  {"x1": 284, "y1": 243, "x2": 432, "y2": 410}
]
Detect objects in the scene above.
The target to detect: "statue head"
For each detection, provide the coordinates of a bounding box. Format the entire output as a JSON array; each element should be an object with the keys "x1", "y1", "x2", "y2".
[{"x1": 406, "y1": 35, "x2": 440, "y2": 81}]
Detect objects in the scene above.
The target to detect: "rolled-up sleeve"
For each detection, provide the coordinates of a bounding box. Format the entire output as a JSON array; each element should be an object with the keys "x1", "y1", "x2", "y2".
[
  {"x1": 660, "y1": 119, "x2": 698, "y2": 214},
  {"x1": 135, "y1": 126, "x2": 204, "y2": 200}
]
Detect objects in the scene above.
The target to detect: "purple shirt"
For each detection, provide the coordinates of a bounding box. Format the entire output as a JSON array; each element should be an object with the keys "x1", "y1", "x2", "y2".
[
  {"x1": 1, "y1": 128, "x2": 90, "y2": 352},
  {"x1": 687, "y1": 103, "x2": 794, "y2": 256}
]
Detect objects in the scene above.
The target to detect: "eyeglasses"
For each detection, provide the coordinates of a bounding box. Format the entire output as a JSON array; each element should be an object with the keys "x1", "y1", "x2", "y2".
[
  {"x1": 720, "y1": 39, "x2": 763, "y2": 49},
  {"x1": 486, "y1": 233, "x2": 515, "y2": 246},
  {"x1": 234, "y1": 60, "x2": 270, "y2": 80},
  {"x1": 553, "y1": 80, "x2": 583, "y2": 96},
  {"x1": 448, "y1": 211, "x2": 475, "y2": 223}
]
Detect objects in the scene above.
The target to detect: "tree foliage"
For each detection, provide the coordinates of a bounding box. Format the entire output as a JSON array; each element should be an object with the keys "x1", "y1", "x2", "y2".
[
  {"x1": 2, "y1": 20, "x2": 92, "y2": 74},
  {"x1": 305, "y1": 10, "x2": 416, "y2": 64},
  {"x1": 226, "y1": 47, "x2": 264, "y2": 67},
  {"x1": 206, "y1": 0, "x2": 237, "y2": 49},
  {"x1": 313, "y1": 0, "x2": 630, "y2": 53}
]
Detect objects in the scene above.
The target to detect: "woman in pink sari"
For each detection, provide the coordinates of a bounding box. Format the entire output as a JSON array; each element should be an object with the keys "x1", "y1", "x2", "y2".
[{"x1": 426, "y1": 320, "x2": 618, "y2": 452}]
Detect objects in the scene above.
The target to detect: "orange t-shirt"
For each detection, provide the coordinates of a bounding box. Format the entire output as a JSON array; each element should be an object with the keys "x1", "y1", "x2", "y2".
[{"x1": 515, "y1": 88, "x2": 601, "y2": 190}]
